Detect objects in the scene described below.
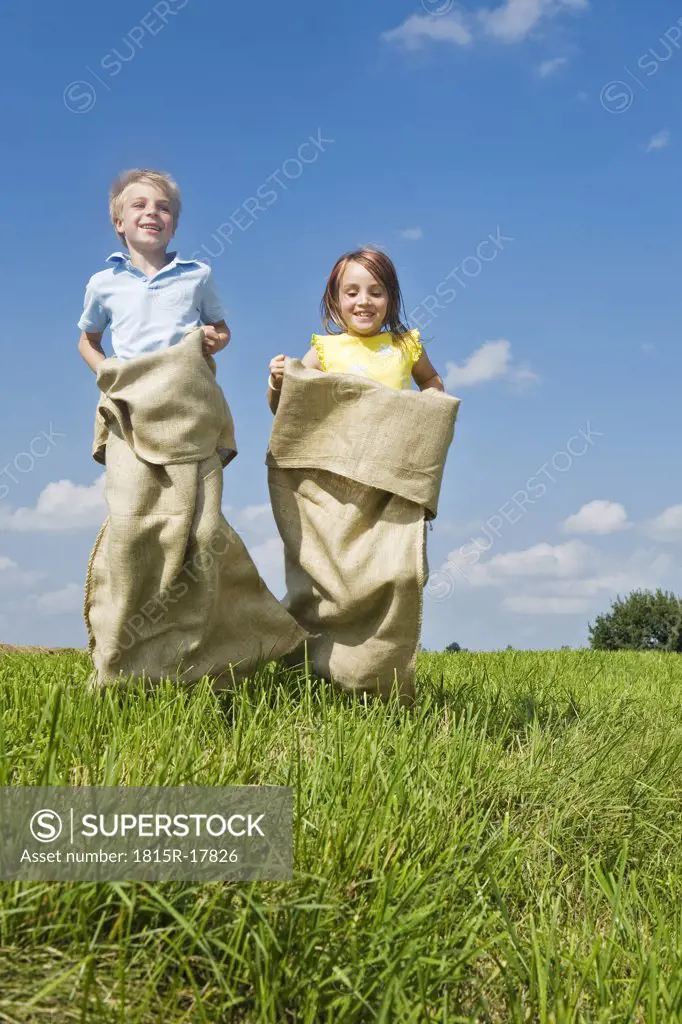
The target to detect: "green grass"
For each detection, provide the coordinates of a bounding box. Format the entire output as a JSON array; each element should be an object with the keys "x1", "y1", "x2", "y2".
[{"x1": 1, "y1": 649, "x2": 682, "y2": 1022}]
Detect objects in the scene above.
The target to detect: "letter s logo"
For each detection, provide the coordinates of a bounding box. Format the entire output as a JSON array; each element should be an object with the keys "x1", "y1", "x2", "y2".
[{"x1": 30, "y1": 809, "x2": 63, "y2": 843}]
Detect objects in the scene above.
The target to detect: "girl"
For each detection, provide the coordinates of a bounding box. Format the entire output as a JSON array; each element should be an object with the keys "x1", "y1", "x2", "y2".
[
  {"x1": 267, "y1": 248, "x2": 444, "y2": 409},
  {"x1": 264, "y1": 248, "x2": 458, "y2": 705}
]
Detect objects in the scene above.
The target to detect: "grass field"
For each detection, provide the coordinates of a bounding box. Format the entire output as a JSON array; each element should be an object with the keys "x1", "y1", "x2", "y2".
[{"x1": 1, "y1": 648, "x2": 682, "y2": 1022}]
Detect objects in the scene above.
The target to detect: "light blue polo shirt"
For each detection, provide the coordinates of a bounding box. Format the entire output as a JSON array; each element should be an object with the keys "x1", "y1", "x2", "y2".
[{"x1": 78, "y1": 252, "x2": 226, "y2": 361}]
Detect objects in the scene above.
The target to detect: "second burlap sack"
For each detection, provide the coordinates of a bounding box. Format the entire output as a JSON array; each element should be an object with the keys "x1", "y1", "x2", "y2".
[{"x1": 267, "y1": 358, "x2": 460, "y2": 705}]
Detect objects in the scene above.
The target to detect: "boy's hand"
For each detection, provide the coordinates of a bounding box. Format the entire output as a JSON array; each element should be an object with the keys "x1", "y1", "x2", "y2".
[
  {"x1": 269, "y1": 354, "x2": 286, "y2": 387},
  {"x1": 203, "y1": 322, "x2": 231, "y2": 355}
]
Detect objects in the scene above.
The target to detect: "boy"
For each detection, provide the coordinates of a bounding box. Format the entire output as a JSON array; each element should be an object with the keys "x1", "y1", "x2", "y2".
[{"x1": 78, "y1": 168, "x2": 230, "y2": 369}]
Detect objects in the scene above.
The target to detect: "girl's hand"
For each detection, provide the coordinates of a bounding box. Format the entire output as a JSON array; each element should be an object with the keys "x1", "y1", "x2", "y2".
[{"x1": 269, "y1": 353, "x2": 286, "y2": 387}]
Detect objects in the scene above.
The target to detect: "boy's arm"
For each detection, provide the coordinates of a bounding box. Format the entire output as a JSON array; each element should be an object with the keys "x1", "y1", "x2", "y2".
[
  {"x1": 412, "y1": 350, "x2": 445, "y2": 392},
  {"x1": 78, "y1": 331, "x2": 106, "y2": 373},
  {"x1": 78, "y1": 277, "x2": 109, "y2": 372},
  {"x1": 199, "y1": 267, "x2": 230, "y2": 354}
]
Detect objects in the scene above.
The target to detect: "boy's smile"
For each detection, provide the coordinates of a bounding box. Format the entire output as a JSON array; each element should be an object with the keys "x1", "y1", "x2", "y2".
[{"x1": 115, "y1": 183, "x2": 174, "y2": 253}]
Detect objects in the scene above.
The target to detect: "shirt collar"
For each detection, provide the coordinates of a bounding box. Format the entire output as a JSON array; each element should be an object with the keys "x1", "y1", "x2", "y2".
[{"x1": 106, "y1": 251, "x2": 200, "y2": 271}]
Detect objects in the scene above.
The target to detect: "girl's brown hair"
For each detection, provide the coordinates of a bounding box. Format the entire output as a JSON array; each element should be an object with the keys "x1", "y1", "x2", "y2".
[{"x1": 321, "y1": 248, "x2": 411, "y2": 338}]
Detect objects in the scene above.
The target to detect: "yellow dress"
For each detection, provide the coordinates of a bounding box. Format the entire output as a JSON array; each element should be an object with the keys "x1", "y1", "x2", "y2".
[{"x1": 311, "y1": 329, "x2": 422, "y2": 390}]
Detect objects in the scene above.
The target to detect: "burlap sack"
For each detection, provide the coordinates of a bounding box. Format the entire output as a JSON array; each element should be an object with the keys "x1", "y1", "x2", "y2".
[
  {"x1": 84, "y1": 330, "x2": 308, "y2": 688},
  {"x1": 266, "y1": 358, "x2": 460, "y2": 705}
]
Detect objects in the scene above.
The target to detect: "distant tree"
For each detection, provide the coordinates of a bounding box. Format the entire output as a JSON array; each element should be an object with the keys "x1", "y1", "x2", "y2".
[
  {"x1": 588, "y1": 589, "x2": 682, "y2": 652},
  {"x1": 506, "y1": 645, "x2": 514, "y2": 650},
  {"x1": 445, "y1": 642, "x2": 462, "y2": 653}
]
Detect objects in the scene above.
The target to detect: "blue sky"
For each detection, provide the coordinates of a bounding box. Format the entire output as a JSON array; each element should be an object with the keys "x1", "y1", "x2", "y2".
[{"x1": 1, "y1": 0, "x2": 680, "y2": 651}]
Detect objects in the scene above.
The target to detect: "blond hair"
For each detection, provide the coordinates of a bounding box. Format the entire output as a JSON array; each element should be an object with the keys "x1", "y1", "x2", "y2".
[{"x1": 109, "y1": 168, "x2": 182, "y2": 246}]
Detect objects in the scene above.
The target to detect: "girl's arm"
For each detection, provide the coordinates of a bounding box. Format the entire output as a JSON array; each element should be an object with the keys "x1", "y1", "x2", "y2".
[
  {"x1": 412, "y1": 350, "x2": 445, "y2": 392},
  {"x1": 266, "y1": 348, "x2": 323, "y2": 414}
]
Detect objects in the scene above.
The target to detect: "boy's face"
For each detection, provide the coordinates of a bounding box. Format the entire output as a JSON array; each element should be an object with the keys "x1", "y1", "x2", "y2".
[{"x1": 115, "y1": 182, "x2": 174, "y2": 253}]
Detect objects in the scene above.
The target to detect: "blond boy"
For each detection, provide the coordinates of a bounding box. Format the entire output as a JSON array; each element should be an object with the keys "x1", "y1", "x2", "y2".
[{"x1": 78, "y1": 168, "x2": 230, "y2": 369}]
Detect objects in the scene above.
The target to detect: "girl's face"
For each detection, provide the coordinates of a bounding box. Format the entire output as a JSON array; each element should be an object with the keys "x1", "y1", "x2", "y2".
[{"x1": 338, "y1": 261, "x2": 389, "y2": 336}]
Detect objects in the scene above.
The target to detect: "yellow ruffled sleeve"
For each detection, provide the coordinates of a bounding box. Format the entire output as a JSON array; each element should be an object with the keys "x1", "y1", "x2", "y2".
[
  {"x1": 402, "y1": 329, "x2": 423, "y2": 366},
  {"x1": 311, "y1": 333, "x2": 327, "y2": 370}
]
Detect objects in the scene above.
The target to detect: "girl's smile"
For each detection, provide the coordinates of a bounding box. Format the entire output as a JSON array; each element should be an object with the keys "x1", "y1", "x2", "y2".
[{"x1": 338, "y1": 261, "x2": 389, "y2": 336}]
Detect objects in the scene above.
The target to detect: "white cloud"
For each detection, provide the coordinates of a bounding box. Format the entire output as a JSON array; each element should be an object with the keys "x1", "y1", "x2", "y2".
[
  {"x1": 0, "y1": 475, "x2": 105, "y2": 532},
  {"x1": 538, "y1": 56, "x2": 568, "y2": 77},
  {"x1": 383, "y1": 0, "x2": 587, "y2": 50},
  {"x1": 481, "y1": 540, "x2": 594, "y2": 581},
  {"x1": 647, "y1": 130, "x2": 670, "y2": 153},
  {"x1": 29, "y1": 583, "x2": 83, "y2": 616},
  {"x1": 532, "y1": 556, "x2": 672, "y2": 598},
  {"x1": 509, "y1": 365, "x2": 542, "y2": 389},
  {"x1": 0, "y1": 555, "x2": 42, "y2": 589},
  {"x1": 561, "y1": 500, "x2": 630, "y2": 535},
  {"x1": 239, "y1": 504, "x2": 272, "y2": 523},
  {"x1": 502, "y1": 550, "x2": 673, "y2": 615},
  {"x1": 381, "y1": 13, "x2": 472, "y2": 50},
  {"x1": 645, "y1": 505, "x2": 682, "y2": 542},
  {"x1": 229, "y1": 503, "x2": 278, "y2": 540},
  {"x1": 400, "y1": 227, "x2": 423, "y2": 241},
  {"x1": 444, "y1": 339, "x2": 539, "y2": 389},
  {"x1": 444, "y1": 539, "x2": 594, "y2": 589},
  {"x1": 504, "y1": 595, "x2": 590, "y2": 615},
  {"x1": 534, "y1": 576, "x2": 624, "y2": 599},
  {"x1": 437, "y1": 536, "x2": 673, "y2": 618},
  {"x1": 250, "y1": 536, "x2": 285, "y2": 596},
  {"x1": 479, "y1": 0, "x2": 588, "y2": 43}
]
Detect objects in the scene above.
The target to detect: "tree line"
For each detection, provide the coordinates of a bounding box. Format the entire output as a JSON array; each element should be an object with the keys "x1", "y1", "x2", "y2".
[{"x1": 444, "y1": 589, "x2": 682, "y2": 653}]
